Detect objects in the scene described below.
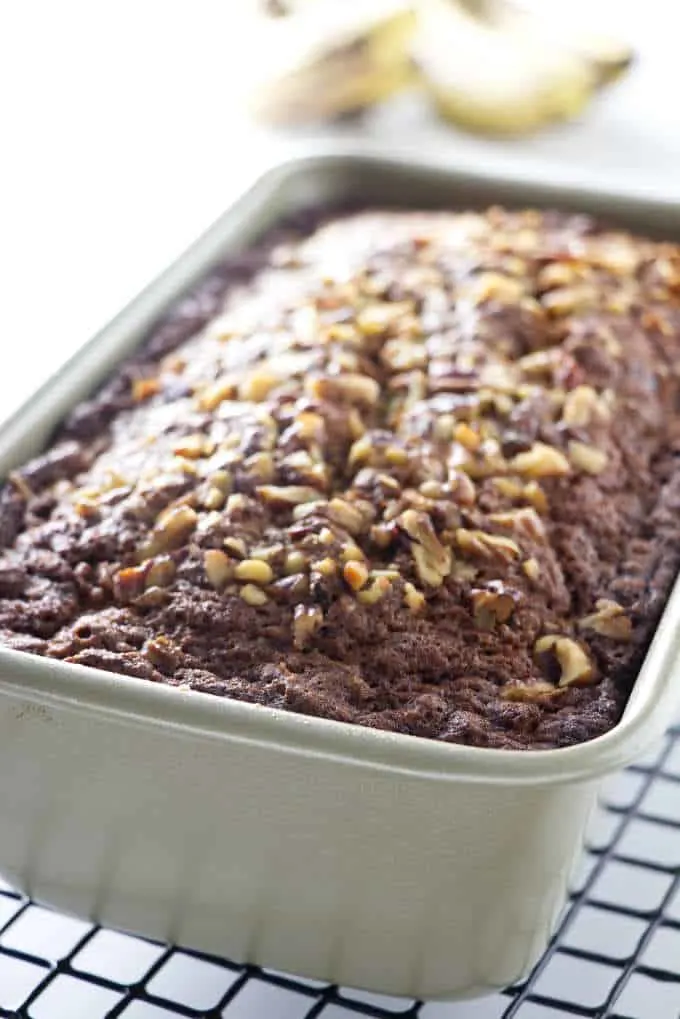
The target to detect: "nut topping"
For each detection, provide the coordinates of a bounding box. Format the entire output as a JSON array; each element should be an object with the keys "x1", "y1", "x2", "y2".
[
  {"x1": 284, "y1": 550, "x2": 308, "y2": 575},
  {"x1": 113, "y1": 565, "x2": 148, "y2": 603},
  {"x1": 327, "y1": 498, "x2": 366, "y2": 535},
  {"x1": 357, "y1": 301, "x2": 412, "y2": 335},
  {"x1": 202, "y1": 487, "x2": 226, "y2": 511},
  {"x1": 18, "y1": 204, "x2": 678, "y2": 753},
  {"x1": 562, "y1": 385, "x2": 610, "y2": 428},
  {"x1": 470, "y1": 585, "x2": 516, "y2": 628},
  {"x1": 240, "y1": 584, "x2": 268, "y2": 606},
  {"x1": 343, "y1": 560, "x2": 369, "y2": 591},
  {"x1": 234, "y1": 559, "x2": 274, "y2": 585},
  {"x1": 403, "y1": 581, "x2": 426, "y2": 613},
  {"x1": 239, "y1": 370, "x2": 280, "y2": 403},
  {"x1": 198, "y1": 376, "x2": 238, "y2": 412},
  {"x1": 509, "y1": 443, "x2": 571, "y2": 479},
  {"x1": 204, "y1": 549, "x2": 233, "y2": 588},
  {"x1": 132, "y1": 377, "x2": 160, "y2": 402},
  {"x1": 293, "y1": 604, "x2": 323, "y2": 649},
  {"x1": 453, "y1": 422, "x2": 481, "y2": 452},
  {"x1": 534, "y1": 636, "x2": 595, "y2": 687},
  {"x1": 456, "y1": 528, "x2": 520, "y2": 561},
  {"x1": 145, "y1": 557, "x2": 177, "y2": 590},
  {"x1": 174, "y1": 435, "x2": 215, "y2": 459},
  {"x1": 357, "y1": 575, "x2": 392, "y2": 605},
  {"x1": 488, "y1": 507, "x2": 545, "y2": 540},
  {"x1": 399, "y1": 509, "x2": 452, "y2": 587},
  {"x1": 568, "y1": 441, "x2": 608, "y2": 475},
  {"x1": 579, "y1": 599, "x2": 632, "y2": 641},
  {"x1": 307, "y1": 373, "x2": 380, "y2": 407},
  {"x1": 139, "y1": 505, "x2": 198, "y2": 558},
  {"x1": 257, "y1": 485, "x2": 321, "y2": 507},
  {"x1": 312, "y1": 557, "x2": 337, "y2": 578}
]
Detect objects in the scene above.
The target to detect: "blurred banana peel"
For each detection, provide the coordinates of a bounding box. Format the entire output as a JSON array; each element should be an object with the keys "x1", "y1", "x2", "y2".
[{"x1": 250, "y1": 0, "x2": 634, "y2": 137}]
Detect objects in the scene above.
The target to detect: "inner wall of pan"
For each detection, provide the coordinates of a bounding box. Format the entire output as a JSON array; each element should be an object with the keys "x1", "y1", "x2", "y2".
[{"x1": 273, "y1": 155, "x2": 680, "y2": 240}]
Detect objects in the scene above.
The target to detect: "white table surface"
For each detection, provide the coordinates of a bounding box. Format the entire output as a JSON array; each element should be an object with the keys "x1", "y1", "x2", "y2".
[{"x1": 0, "y1": 0, "x2": 678, "y2": 423}]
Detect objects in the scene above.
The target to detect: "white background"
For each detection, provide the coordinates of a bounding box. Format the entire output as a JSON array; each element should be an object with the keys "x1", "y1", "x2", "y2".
[{"x1": 0, "y1": 0, "x2": 678, "y2": 421}]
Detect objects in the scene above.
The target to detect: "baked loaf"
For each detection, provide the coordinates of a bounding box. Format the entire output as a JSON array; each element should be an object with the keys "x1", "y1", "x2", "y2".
[{"x1": 1, "y1": 207, "x2": 679, "y2": 750}]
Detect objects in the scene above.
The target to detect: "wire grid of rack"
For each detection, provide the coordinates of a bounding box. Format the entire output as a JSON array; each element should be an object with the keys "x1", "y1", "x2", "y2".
[{"x1": 0, "y1": 719, "x2": 678, "y2": 1019}]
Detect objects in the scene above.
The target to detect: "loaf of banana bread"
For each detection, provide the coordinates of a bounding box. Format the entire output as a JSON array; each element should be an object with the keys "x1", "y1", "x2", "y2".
[{"x1": 1, "y1": 207, "x2": 679, "y2": 749}]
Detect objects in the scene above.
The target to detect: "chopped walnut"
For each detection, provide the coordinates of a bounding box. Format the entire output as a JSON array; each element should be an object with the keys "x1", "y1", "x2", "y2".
[
  {"x1": 327, "y1": 498, "x2": 366, "y2": 535},
  {"x1": 293, "y1": 604, "x2": 323, "y2": 649},
  {"x1": 234, "y1": 559, "x2": 274, "y2": 585},
  {"x1": 343, "y1": 560, "x2": 369, "y2": 591},
  {"x1": 348, "y1": 435, "x2": 374, "y2": 468},
  {"x1": 204, "y1": 549, "x2": 233, "y2": 589},
  {"x1": 144, "y1": 634, "x2": 180, "y2": 670},
  {"x1": 453, "y1": 422, "x2": 480, "y2": 452},
  {"x1": 381, "y1": 338, "x2": 427, "y2": 372},
  {"x1": 488, "y1": 507, "x2": 545, "y2": 540},
  {"x1": 340, "y1": 542, "x2": 365, "y2": 563},
  {"x1": 357, "y1": 575, "x2": 392, "y2": 605},
  {"x1": 284, "y1": 550, "x2": 308, "y2": 575},
  {"x1": 198, "y1": 376, "x2": 238, "y2": 412},
  {"x1": 307, "y1": 373, "x2": 380, "y2": 407},
  {"x1": 568, "y1": 441, "x2": 608, "y2": 475},
  {"x1": 403, "y1": 581, "x2": 426, "y2": 613},
  {"x1": 292, "y1": 500, "x2": 327, "y2": 521},
  {"x1": 224, "y1": 536, "x2": 247, "y2": 558},
  {"x1": 419, "y1": 480, "x2": 444, "y2": 499},
  {"x1": 537, "y1": 262, "x2": 579, "y2": 290},
  {"x1": 523, "y1": 481, "x2": 549, "y2": 514},
  {"x1": 132, "y1": 377, "x2": 160, "y2": 402},
  {"x1": 290, "y1": 411, "x2": 325, "y2": 444},
  {"x1": 244, "y1": 452, "x2": 275, "y2": 483},
  {"x1": 312, "y1": 557, "x2": 337, "y2": 578},
  {"x1": 202, "y1": 487, "x2": 226, "y2": 511},
  {"x1": 493, "y1": 477, "x2": 523, "y2": 500},
  {"x1": 470, "y1": 585, "x2": 516, "y2": 628},
  {"x1": 113, "y1": 565, "x2": 148, "y2": 603},
  {"x1": 509, "y1": 443, "x2": 571, "y2": 479},
  {"x1": 258, "y1": 485, "x2": 321, "y2": 507},
  {"x1": 209, "y1": 470, "x2": 232, "y2": 494},
  {"x1": 534, "y1": 635, "x2": 595, "y2": 687},
  {"x1": 579, "y1": 599, "x2": 632, "y2": 641},
  {"x1": 456, "y1": 528, "x2": 520, "y2": 561},
  {"x1": 562, "y1": 385, "x2": 611, "y2": 428},
  {"x1": 465, "y1": 270, "x2": 525, "y2": 304},
  {"x1": 145, "y1": 557, "x2": 177, "y2": 589},
  {"x1": 174, "y1": 434, "x2": 215, "y2": 459},
  {"x1": 357, "y1": 301, "x2": 413, "y2": 336},
  {"x1": 239, "y1": 369, "x2": 280, "y2": 402},
  {"x1": 541, "y1": 284, "x2": 594, "y2": 316},
  {"x1": 240, "y1": 584, "x2": 268, "y2": 607},
  {"x1": 140, "y1": 505, "x2": 198, "y2": 558},
  {"x1": 399, "y1": 509, "x2": 452, "y2": 587}
]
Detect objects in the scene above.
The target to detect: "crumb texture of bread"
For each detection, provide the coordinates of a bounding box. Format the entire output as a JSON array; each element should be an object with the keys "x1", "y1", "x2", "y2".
[{"x1": 1, "y1": 207, "x2": 679, "y2": 750}]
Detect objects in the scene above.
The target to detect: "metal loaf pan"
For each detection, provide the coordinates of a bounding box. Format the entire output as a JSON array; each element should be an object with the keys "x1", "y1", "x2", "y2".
[{"x1": 0, "y1": 148, "x2": 679, "y2": 1001}]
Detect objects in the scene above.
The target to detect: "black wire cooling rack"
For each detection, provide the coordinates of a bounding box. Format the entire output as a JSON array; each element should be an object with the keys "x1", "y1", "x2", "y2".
[{"x1": 0, "y1": 720, "x2": 678, "y2": 1019}]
